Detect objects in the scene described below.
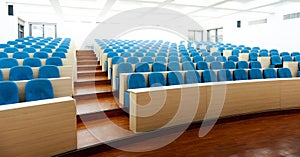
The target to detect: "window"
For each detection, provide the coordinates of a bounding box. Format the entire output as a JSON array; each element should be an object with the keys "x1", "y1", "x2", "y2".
[
  {"x1": 29, "y1": 23, "x2": 57, "y2": 38},
  {"x1": 207, "y1": 28, "x2": 223, "y2": 43},
  {"x1": 188, "y1": 30, "x2": 204, "y2": 41}
]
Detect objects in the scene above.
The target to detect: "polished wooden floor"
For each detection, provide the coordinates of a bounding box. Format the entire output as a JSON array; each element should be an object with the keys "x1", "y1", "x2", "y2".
[{"x1": 89, "y1": 112, "x2": 300, "y2": 157}]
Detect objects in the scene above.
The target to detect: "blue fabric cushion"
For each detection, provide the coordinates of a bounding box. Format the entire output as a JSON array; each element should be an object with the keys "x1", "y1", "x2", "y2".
[
  {"x1": 228, "y1": 56, "x2": 238, "y2": 62},
  {"x1": 237, "y1": 61, "x2": 249, "y2": 69},
  {"x1": 185, "y1": 71, "x2": 201, "y2": 84},
  {"x1": 0, "y1": 81, "x2": 19, "y2": 105},
  {"x1": 168, "y1": 71, "x2": 184, "y2": 85},
  {"x1": 13, "y1": 52, "x2": 30, "y2": 59},
  {"x1": 149, "y1": 72, "x2": 166, "y2": 87},
  {"x1": 168, "y1": 61, "x2": 181, "y2": 71},
  {"x1": 182, "y1": 61, "x2": 195, "y2": 70},
  {"x1": 46, "y1": 57, "x2": 63, "y2": 66},
  {"x1": 153, "y1": 62, "x2": 166, "y2": 72},
  {"x1": 193, "y1": 56, "x2": 204, "y2": 62},
  {"x1": 38, "y1": 65, "x2": 60, "y2": 78},
  {"x1": 52, "y1": 52, "x2": 66, "y2": 58},
  {"x1": 135, "y1": 62, "x2": 150, "y2": 72},
  {"x1": 33, "y1": 52, "x2": 49, "y2": 59},
  {"x1": 127, "y1": 57, "x2": 139, "y2": 64},
  {"x1": 118, "y1": 62, "x2": 133, "y2": 74},
  {"x1": 112, "y1": 56, "x2": 124, "y2": 64},
  {"x1": 263, "y1": 68, "x2": 277, "y2": 79},
  {"x1": 224, "y1": 61, "x2": 236, "y2": 69},
  {"x1": 210, "y1": 61, "x2": 223, "y2": 70},
  {"x1": 197, "y1": 61, "x2": 209, "y2": 70},
  {"x1": 234, "y1": 69, "x2": 248, "y2": 80},
  {"x1": 249, "y1": 61, "x2": 262, "y2": 69},
  {"x1": 10, "y1": 66, "x2": 34, "y2": 81},
  {"x1": 25, "y1": 79, "x2": 54, "y2": 102},
  {"x1": 218, "y1": 69, "x2": 233, "y2": 81},
  {"x1": 202, "y1": 70, "x2": 217, "y2": 83},
  {"x1": 141, "y1": 56, "x2": 153, "y2": 63},
  {"x1": 0, "y1": 53, "x2": 8, "y2": 58},
  {"x1": 0, "y1": 58, "x2": 18, "y2": 68},
  {"x1": 278, "y1": 68, "x2": 292, "y2": 78},
  {"x1": 128, "y1": 73, "x2": 146, "y2": 89},
  {"x1": 249, "y1": 69, "x2": 263, "y2": 79}
]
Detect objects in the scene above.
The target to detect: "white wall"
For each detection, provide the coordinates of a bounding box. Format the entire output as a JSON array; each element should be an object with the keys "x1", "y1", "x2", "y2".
[
  {"x1": 202, "y1": 12, "x2": 300, "y2": 52},
  {"x1": 0, "y1": 1, "x2": 18, "y2": 43}
]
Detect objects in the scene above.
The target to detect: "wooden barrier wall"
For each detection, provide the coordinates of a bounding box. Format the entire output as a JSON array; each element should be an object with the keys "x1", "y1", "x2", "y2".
[{"x1": 128, "y1": 78, "x2": 300, "y2": 133}]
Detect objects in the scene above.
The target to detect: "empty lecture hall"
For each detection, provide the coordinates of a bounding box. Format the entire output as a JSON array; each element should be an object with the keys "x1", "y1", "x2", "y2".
[{"x1": 1, "y1": 0, "x2": 300, "y2": 156}]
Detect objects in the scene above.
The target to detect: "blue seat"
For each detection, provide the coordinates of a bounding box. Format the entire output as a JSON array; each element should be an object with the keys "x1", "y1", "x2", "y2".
[
  {"x1": 249, "y1": 53, "x2": 258, "y2": 61},
  {"x1": 146, "y1": 53, "x2": 156, "y2": 57},
  {"x1": 291, "y1": 52, "x2": 300, "y2": 56},
  {"x1": 181, "y1": 56, "x2": 191, "y2": 62},
  {"x1": 149, "y1": 72, "x2": 166, "y2": 87},
  {"x1": 25, "y1": 79, "x2": 54, "y2": 102},
  {"x1": 9, "y1": 66, "x2": 34, "y2": 81},
  {"x1": 135, "y1": 62, "x2": 150, "y2": 72},
  {"x1": 217, "y1": 56, "x2": 226, "y2": 62},
  {"x1": 234, "y1": 69, "x2": 248, "y2": 80},
  {"x1": 55, "y1": 48, "x2": 68, "y2": 53},
  {"x1": 169, "y1": 53, "x2": 178, "y2": 57},
  {"x1": 193, "y1": 56, "x2": 204, "y2": 63},
  {"x1": 228, "y1": 56, "x2": 238, "y2": 62},
  {"x1": 212, "y1": 52, "x2": 221, "y2": 57},
  {"x1": 23, "y1": 58, "x2": 42, "y2": 67},
  {"x1": 112, "y1": 56, "x2": 124, "y2": 65},
  {"x1": 202, "y1": 70, "x2": 217, "y2": 83},
  {"x1": 185, "y1": 70, "x2": 201, "y2": 84},
  {"x1": 282, "y1": 56, "x2": 293, "y2": 62},
  {"x1": 152, "y1": 62, "x2": 166, "y2": 72},
  {"x1": 38, "y1": 65, "x2": 60, "y2": 78},
  {"x1": 33, "y1": 52, "x2": 49, "y2": 59},
  {"x1": 237, "y1": 61, "x2": 249, "y2": 69},
  {"x1": 224, "y1": 61, "x2": 236, "y2": 69},
  {"x1": 13, "y1": 52, "x2": 30, "y2": 59},
  {"x1": 0, "y1": 53, "x2": 8, "y2": 58},
  {"x1": 0, "y1": 82, "x2": 19, "y2": 105},
  {"x1": 249, "y1": 61, "x2": 262, "y2": 69},
  {"x1": 127, "y1": 57, "x2": 139, "y2": 64},
  {"x1": 14, "y1": 44, "x2": 25, "y2": 49},
  {"x1": 248, "y1": 69, "x2": 263, "y2": 79},
  {"x1": 168, "y1": 71, "x2": 184, "y2": 85},
  {"x1": 23, "y1": 48, "x2": 36, "y2": 53},
  {"x1": 124, "y1": 73, "x2": 147, "y2": 107},
  {"x1": 182, "y1": 61, "x2": 195, "y2": 70},
  {"x1": 210, "y1": 61, "x2": 223, "y2": 70},
  {"x1": 41, "y1": 48, "x2": 53, "y2": 53},
  {"x1": 156, "y1": 56, "x2": 166, "y2": 63},
  {"x1": 0, "y1": 69, "x2": 3, "y2": 81},
  {"x1": 31, "y1": 45, "x2": 42, "y2": 49},
  {"x1": 158, "y1": 53, "x2": 167, "y2": 57},
  {"x1": 263, "y1": 68, "x2": 277, "y2": 79},
  {"x1": 0, "y1": 58, "x2": 18, "y2": 68},
  {"x1": 277, "y1": 68, "x2": 292, "y2": 78},
  {"x1": 205, "y1": 56, "x2": 215, "y2": 62},
  {"x1": 295, "y1": 56, "x2": 300, "y2": 61},
  {"x1": 197, "y1": 61, "x2": 209, "y2": 70},
  {"x1": 141, "y1": 56, "x2": 153, "y2": 63},
  {"x1": 0, "y1": 44, "x2": 9, "y2": 48},
  {"x1": 168, "y1": 56, "x2": 179, "y2": 62},
  {"x1": 122, "y1": 53, "x2": 132, "y2": 58},
  {"x1": 217, "y1": 69, "x2": 233, "y2": 81},
  {"x1": 168, "y1": 61, "x2": 181, "y2": 71},
  {"x1": 52, "y1": 52, "x2": 66, "y2": 58},
  {"x1": 4, "y1": 47, "x2": 18, "y2": 53},
  {"x1": 7, "y1": 41, "x2": 18, "y2": 46},
  {"x1": 202, "y1": 52, "x2": 210, "y2": 57},
  {"x1": 134, "y1": 52, "x2": 144, "y2": 57},
  {"x1": 280, "y1": 52, "x2": 290, "y2": 56},
  {"x1": 250, "y1": 50, "x2": 259, "y2": 53},
  {"x1": 270, "y1": 49, "x2": 279, "y2": 56},
  {"x1": 270, "y1": 56, "x2": 282, "y2": 68},
  {"x1": 232, "y1": 50, "x2": 240, "y2": 56},
  {"x1": 46, "y1": 57, "x2": 63, "y2": 66},
  {"x1": 260, "y1": 51, "x2": 269, "y2": 57}
]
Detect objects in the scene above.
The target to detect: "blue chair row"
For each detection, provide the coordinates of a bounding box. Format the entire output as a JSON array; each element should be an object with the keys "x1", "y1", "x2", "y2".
[
  {"x1": 0, "y1": 65, "x2": 60, "y2": 81},
  {"x1": 0, "y1": 79, "x2": 54, "y2": 105},
  {"x1": 0, "y1": 52, "x2": 66, "y2": 59},
  {"x1": 2, "y1": 47, "x2": 68, "y2": 53},
  {"x1": 0, "y1": 57, "x2": 63, "y2": 68},
  {"x1": 123, "y1": 68, "x2": 292, "y2": 107}
]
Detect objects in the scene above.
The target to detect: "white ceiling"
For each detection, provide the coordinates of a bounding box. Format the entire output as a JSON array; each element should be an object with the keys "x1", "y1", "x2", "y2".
[{"x1": 5, "y1": 0, "x2": 300, "y2": 23}]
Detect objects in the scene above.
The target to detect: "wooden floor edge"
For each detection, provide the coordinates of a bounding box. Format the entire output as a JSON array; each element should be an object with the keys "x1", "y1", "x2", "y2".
[{"x1": 55, "y1": 109, "x2": 300, "y2": 157}]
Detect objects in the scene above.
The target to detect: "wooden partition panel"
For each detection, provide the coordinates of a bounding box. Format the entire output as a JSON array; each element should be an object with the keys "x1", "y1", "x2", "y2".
[
  {"x1": 258, "y1": 57, "x2": 271, "y2": 68},
  {"x1": 284, "y1": 62, "x2": 298, "y2": 77},
  {"x1": 129, "y1": 78, "x2": 300, "y2": 133},
  {"x1": 130, "y1": 85, "x2": 207, "y2": 133},
  {"x1": 0, "y1": 97, "x2": 77, "y2": 157}
]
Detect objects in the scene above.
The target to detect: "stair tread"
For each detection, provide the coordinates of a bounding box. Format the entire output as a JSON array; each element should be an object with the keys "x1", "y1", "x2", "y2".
[
  {"x1": 76, "y1": 76, "x2": 109, "y2": 82},
  {"x1": 77, "y1": 114, "x2": 132, "y2": 148},
  {"x1": 74, "y1": 84, "x2": 112, "y2": 96}
]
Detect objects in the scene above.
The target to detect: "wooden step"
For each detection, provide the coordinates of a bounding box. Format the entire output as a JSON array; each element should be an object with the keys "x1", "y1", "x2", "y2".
[
  {"x1": 77, "y1": 65, "x2": 102, "y2": 71},
  {"x1": 77, "y1": 61, "x2": 99, "y2": 66},
  {"x1": 77, "y1": 114, "x2": 132, "y2": 148},
  {"x1": 75, "y1": 79, "x2": 110, "y2": 87},
  {"x1": 76, "y1": 57, "x2": 97, "y2": 61},
  {"x1": 74, "y1": 92, "x2": 117, "y2": 101},
  {"x1": 77, "y1": 71, "x2": 106, "y2": 78},
  {"x1": 76, "y1": 94, "x2": 121, "y2": 115},
  {"x1": 76, "y1": 50, "x2": 95, "y2": 55},
  {"x1": 74, "y1": 84, "x2": 112, "y2": 97}
]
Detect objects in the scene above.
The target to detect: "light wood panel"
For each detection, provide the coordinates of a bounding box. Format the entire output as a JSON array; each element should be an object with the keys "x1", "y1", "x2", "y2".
[
  {"x1": 0, "y1": 97, "x2": 77, "y2": 157},
  {"x1": 283, "y1": 62, "x2": 298, "y2": 77},
  {"x1": 258, "y1": 57, "x2": 271, "y2": 68}
]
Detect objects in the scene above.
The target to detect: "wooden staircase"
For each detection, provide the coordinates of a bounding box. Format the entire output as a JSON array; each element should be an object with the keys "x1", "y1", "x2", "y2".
[{"x1": 75, "y1": 50, "x2": 132, "y2": 148}]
